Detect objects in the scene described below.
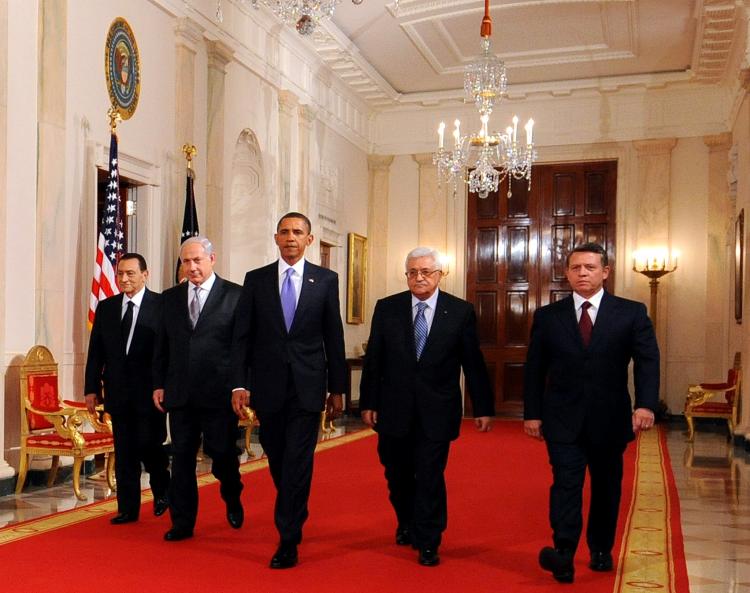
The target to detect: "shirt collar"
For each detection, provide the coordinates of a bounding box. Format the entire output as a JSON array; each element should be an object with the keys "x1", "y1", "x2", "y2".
[
  {"x1": 190, "y1": 272, "x2": 216, "y2": 293},
  {"x1": 124, "y1": 286, "x2": 146, "y2": 308},
  {"x1": 573, "y1": 287, "x2": 604, "y2": 310},
  {"x1": 412, "y1": 288, "x2": 440, "y2": 311},
  {"x1": 278, "y1": 258, "x2": 306, "y2": 278}
]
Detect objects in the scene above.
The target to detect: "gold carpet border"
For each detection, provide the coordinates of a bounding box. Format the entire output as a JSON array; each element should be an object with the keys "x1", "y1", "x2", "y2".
[
  {"x1": 0, "y1": 428, "x2": 375, "y2": 547},
  {"x1": 614, "y1": 428, "x2": 676, "y2": 593}
]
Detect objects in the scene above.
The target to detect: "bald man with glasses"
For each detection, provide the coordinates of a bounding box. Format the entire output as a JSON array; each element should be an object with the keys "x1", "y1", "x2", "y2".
[{"x1": 360, "y1": 246, "x2": 494, "y2": 567}]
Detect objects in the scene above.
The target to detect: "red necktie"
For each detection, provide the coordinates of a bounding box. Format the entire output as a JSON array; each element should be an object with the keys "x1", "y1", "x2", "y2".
[{"x1": 579, "y1": 301, "x2": 593, "y2": 347}]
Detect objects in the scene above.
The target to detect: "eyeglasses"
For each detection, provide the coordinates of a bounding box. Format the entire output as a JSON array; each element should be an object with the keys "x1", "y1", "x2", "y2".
[{"x1": 405, "y1": 269, "x2": 441, "y2": 279}]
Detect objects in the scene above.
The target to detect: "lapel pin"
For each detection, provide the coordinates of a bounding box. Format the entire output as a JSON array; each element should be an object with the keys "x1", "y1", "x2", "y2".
[{"x1": 308, "y1": 278, "x2": 315, "y2": 283}]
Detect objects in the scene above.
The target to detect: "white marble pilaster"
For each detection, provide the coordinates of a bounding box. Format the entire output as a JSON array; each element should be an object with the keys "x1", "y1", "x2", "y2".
[
  {"x1": 205, "y1": 39, "x2": 233, "y2": 273},
  {"x1": 412, "y1": 152, "x2": 446, "y2": 254},
  {"x1": 278, "y1": 90, "x2": 298, "y2": 214},
  {"x1": 703, "y1": 133, "x2": 733, "y2": 384},
  {"x1": 367, "y1": 155, "x2": 394, "y2": 320},
  {"x1": 297, "y1": 104, "x2": 317, "y2": 217}
]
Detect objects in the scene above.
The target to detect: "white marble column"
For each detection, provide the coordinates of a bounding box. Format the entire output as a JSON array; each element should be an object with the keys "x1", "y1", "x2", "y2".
[
  {"x1": 35, "y1": 0, "x2": 67, "y2": 359},
  {"x1": 412, "y1": 153, "x2": 446, "y2": 255},
  {"x1": 367, "y1": 155, "x2": 394, "y2": 320},
  {"x1": 297, "y1": 104, "x2": 317, "y2": 217},
  {"x1": 0, "y1": 0, "x2": 13, "y2": 481},
  {"x1": 702, "y1": 133, "x2": 733, "y2": 382},
  {"x1": 205, "y1": 40, "x2": 233, "y2": 273},
  {"x1": 632, "y1": 138, "x2": 677, "y2": 400},
  {"x1": 277, "y1": 90, "x2": 298, "y2": 214}
]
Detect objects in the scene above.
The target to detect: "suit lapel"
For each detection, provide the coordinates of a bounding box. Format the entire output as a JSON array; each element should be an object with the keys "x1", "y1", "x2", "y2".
[
  {"x1": 554, "y1": 296, "x2": 582, "y2": 346},
  {"x1": 266, "y1": 262, "x2": 288, "y2": 333},
  {"x1": 195, "y1": 276, "x2": 224, "y2": 330},
  {"x1": 588, "y1": 291, "x2": 614, "y2": 350},
  {"x1": 292, "y1": 262, "x2": 319, "y2": 332},
  {"x1": 419, "y1": 291, "x2": 449, "y2": 361}
]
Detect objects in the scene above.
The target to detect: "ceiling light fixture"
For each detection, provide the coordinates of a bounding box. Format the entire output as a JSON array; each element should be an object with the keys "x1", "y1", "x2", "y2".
[
  {"x1": 433, "y1": 0, "x2": 537, "y2": 198},
  {"x1": 247, "y1": 0, "x2": 363, "y2": 35}
]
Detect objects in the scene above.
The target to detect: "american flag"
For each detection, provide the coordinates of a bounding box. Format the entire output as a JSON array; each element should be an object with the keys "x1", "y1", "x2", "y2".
[
  {"x1": 175, "y1": 166, "x2": 199, "y2": 283},
  {"x1": 88, "y1": 133, "x2": 124, "y2": 326}
]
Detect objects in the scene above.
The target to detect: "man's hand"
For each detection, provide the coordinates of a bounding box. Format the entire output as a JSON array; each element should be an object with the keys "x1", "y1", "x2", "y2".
[
  {"x1": 232, "y1": 389, "x2": 250, "y2": 419},
  {"x1": 326, "y1": 393, "x2": 344, "y2": 419},
  {"x1": 475, "y1": 416, "x2": 492, "y2": 432},
  {"x1": 84, "y1": 394, "x2": 98, "y2": 415},
  {"x1": 524, "y1": 419, "x2": 543, "y2": 440},
  {"x1": 632, "y1": 407, "x2": 655, "y2": 433},
  {"x1": 153, "y1": 388, "x2": 165, "y2": 413},
  {"x1": 361, "y1": 409, "x2": 377, "y2": 428}
]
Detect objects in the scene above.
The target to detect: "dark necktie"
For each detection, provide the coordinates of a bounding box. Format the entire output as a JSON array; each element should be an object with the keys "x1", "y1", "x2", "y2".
[
  {"x1": 121, "y1": 300, "x2": 134, "y2": 352},
  {"x1": 281, "y1": 268, "x2": 297, "y2": 331},
  {"x1": 579, "y1": 301, "x2": 593, "y2": 347},
  {"x1": 414, "y1": 302, "x2": 428, "y2": 360},
  {"x1": 190, "y1": 285, "x2": 201, "y2": 328}
]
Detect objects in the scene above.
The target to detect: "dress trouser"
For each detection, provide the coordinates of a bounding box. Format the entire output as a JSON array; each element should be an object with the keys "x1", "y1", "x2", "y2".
[
  {"x1": 167, "y1": 405, "x2": 243, "y2": 531},
  {"x1": 111, "y1": 407, "x2": 170, "y2": 517},
  {"x1": 256, "y1": 375, "x2": 320, "y2": 545},
  {"x1": 377, "y1": 423, "x2": 451, "y2": 550},
  {"x1": 545, "y1": 437, "x2": 626, "y2": 553}
]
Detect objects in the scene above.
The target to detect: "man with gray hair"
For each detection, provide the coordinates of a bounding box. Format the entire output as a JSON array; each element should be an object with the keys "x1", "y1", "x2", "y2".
[
  {"x1": 360, "y1": 246, "x2": 495, "y2": 567},
  {"x1": 153, "y1": 236, "x2": 244, "y2": 542}
]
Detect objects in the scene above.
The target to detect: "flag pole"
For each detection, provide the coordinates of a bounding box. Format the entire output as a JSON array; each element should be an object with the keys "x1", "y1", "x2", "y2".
[
  {"x1": 108, "y1": 105, "x2": 122, "y2": 136},
  {"x1": 182, "y1": 143, "x2": 197, "y2": 173}
]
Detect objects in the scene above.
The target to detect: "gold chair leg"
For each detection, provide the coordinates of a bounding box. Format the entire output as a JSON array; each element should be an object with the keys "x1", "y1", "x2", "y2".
[
  {"x1": 686, "y1": 415, "x2": 695, "y2": 442},
  {"x1": 728, "y1": 418, "x2": 735, "y2": 441},
  {"x1": 47, "y1": 455, "x2": 60, "y2": 487},
  {"x1": 15, "y1": 454, "x2": 29, "y2": 494},
  {"x1": 106, "y1": 452, "x2": 117, "y2": 491},
  {"x1": 72, "y1": 457, "x2": 87, "y2": 501},
  {"x1": 244, "y1": 427, "x2": 255, "y2": 458}
]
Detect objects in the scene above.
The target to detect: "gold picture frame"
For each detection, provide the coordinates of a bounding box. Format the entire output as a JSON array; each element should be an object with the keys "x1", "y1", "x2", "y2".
[
  {"x1": 736, "y1": 209, "x2": 744, "y2": 324},
  {"x1": 346, "y1": 233, "x2": 367, "y2": 324}
]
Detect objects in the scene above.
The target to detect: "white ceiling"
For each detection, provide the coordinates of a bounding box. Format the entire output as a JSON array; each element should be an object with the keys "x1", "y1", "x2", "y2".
[{"x1": 308, "y1": 0, "x2": 738, "y2": 109}]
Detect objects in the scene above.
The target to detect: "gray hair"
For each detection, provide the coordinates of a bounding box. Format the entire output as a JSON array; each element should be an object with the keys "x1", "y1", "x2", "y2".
[
  {"x1": 405, "y1": 247, "x2": 442, "y2": 271},
  {"x1": 180, "y1": 236, "x2": 214, "y2": 258}
]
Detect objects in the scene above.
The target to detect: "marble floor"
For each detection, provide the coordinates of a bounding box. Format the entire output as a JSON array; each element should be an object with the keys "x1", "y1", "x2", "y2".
[{"x1": 1, "y1": 419, "x2": 747, "y2": 592}]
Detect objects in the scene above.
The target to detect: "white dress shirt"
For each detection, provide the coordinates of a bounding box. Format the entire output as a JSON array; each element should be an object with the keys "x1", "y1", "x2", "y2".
[
  {"x1": 122, "y1": 286, "x2": 146, "y2": 355},
  {"x1": 188, "y1": 272, "x2": 217, "y2": 313},
  {"x1": 572, "y1": 288, "x2": 604, "y2": 325}
]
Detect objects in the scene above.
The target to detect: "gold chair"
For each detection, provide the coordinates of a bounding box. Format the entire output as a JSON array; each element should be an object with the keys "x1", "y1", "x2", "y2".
[
  {"x1": 16, "y1": 345, "x2": 116, "y2": 500},
  {"x1": 685, "y1": 352, "x2": 741, "y2": 442},
  {"x1": 238, "y1": 406, "x2": 258, "y2": 458}
]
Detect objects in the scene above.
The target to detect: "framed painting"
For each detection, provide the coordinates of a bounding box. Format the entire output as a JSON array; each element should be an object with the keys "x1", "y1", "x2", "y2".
[
  {"x1": 736, "y1": 209, "x2": 744, "y2": 323},
  {"x1": 346, "y1": 233, "x2": 367, "y2": 324}
]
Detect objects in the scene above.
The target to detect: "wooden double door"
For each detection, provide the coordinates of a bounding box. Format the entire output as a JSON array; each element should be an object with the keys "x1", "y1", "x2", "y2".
[{"x1": 465, "y1": 160, "x2": 617, "y2": 416}]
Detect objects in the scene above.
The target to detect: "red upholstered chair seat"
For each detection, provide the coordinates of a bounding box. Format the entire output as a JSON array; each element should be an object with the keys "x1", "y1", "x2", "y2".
[
  {"x1": 26, "y1": 432, "x2": 114, "y2": 449},
  {"x1": 685, "y1": 353, "x2": 741, "y2": 441}
]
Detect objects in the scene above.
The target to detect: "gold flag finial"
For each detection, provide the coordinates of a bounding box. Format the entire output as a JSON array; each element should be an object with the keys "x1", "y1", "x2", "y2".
[
  {"x1": 182, "y1": 144, "x2": 197, "y2": 170},
  {"x1": 108, "y1": 106, "x2": 122, "y2": 134}
]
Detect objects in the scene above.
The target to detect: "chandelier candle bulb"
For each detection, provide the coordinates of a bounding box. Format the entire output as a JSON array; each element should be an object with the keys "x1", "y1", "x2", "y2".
[
  {"x1": 525, "y1": 119, "x2": 534, "y2": 145},
  {"x1": 454, "y1": 119, "x2": 461, "y2": 148},
  {"x1": 512, "y1": 115, "x2": 518, "y2": 142},
  {"x1": 438, "y1": 122, "x2": 445, "y2": 149}
]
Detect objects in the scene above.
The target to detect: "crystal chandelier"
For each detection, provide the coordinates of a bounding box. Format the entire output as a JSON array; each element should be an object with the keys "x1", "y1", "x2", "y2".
[
  {"x1": 433, "y1": 0, "x2": 537, "y2": 199},
  {"x1": 248, "y1": 0, "x2": 363, "y2": 35}
]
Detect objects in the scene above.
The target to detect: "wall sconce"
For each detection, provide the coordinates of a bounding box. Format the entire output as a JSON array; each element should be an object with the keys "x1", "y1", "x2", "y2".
[
  {"x1": 632, "y1": 248, "x2": 679, "y2": 327},
  {"x1": 438, "y1": 254, "x2": 451, "y2": 276}
]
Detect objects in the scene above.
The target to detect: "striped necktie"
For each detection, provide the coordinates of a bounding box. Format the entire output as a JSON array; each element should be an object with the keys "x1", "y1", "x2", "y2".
[{"x1": 414, "y1": 302, "x2": 428, "y2": 360}]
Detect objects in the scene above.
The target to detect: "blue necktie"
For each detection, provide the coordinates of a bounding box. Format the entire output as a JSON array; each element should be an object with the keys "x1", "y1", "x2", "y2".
[
  {"x1": 414, "y1": 302, "x2": 428, "y2": 360},
  {"x1": 281, "y1": 268, "x2": 296, "y2": 331}
]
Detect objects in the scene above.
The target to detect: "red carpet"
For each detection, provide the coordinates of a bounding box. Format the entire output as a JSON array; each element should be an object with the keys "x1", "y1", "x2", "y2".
[{"x1": 0, "y1": 421, "x2": 686, "y2": 593}]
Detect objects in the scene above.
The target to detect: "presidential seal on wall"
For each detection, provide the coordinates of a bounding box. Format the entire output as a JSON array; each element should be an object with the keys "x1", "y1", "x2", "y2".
[{"x1": 105, "y1": 17, "x2": 140, "y2": 120}]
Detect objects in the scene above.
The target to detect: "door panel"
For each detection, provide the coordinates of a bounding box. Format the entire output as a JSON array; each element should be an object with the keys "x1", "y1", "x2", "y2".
[{"x1": 466, "y1": 161, "x2": 617, "y2": 416}]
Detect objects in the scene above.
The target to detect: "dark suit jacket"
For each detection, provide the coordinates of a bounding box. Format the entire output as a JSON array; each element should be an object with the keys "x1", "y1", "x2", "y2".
[
  {"x1": 153, "y1": 275, "x2": 242, "y2": 410},
  {"x1": 359, "y1": 290, "x2": 495, "y2": 442},
  {"x1": 231, "y1": 261, "x2": 347, "y2": 414},
  {"x1": 523, "y1": 291, "x2": 660, "y2": 446},
  {"x1": 84, "y1": 289, "x2": 162, "y2": 415}
]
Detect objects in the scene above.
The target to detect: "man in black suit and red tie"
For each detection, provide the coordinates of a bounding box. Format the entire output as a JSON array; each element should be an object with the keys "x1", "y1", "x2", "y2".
[
  {"x1": 231, "y1": 212, "x2": 346, "y2": 569},
  {"x1": 359, "y1": 246, "x2": 495, "y2": 567},
  {"x1": 524, "y1": 242, "x2": 660, "y2": 584},
  {"x1": 153, "y1": 236, "x2": 244, "y2": 542},
  {"x1": 85, "y1": 253, "x2": 170, "y2": 524}
]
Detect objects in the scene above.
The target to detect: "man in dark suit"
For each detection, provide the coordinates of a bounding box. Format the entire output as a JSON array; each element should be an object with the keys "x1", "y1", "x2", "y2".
[
  {"x1": 85, "y1": 253, "x2": 170, "y2": 524},
  {"x1": 153, "y1": 236, "x2": 244, "y2": 542},
  {"x1": 359, "y1": 246, "x2": 494, "y2": 567},
  {"x1": 524, "y1": 242, "x2": 659, "y2": 584},
  {"x1": 231, "y1": 212, "x2": 346, "y2": 569}
]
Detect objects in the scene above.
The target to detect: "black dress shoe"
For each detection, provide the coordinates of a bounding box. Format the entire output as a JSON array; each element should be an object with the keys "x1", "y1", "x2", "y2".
[
  {"x1": 226, "y1": 502, "x2": 244, "y2": 529},
  {"x1": 539, "y1": 546, "x2": 574, "y2": 583},
  {"x1": 418, "y1": 547, "x2": 440, "y2": 567},
  {"x1": 270, "y1": 543, "x2": 298, "y2": 569},
  {"x1": 589, "y1": 551, "x2": 613, "y2": 572},
  {"x1": 110, "y1": 513, "x2": 138, "y2": 525},
  {"x1": 395, "y1": 525, "x2": 412, "y2": 546},
  {"x1": 153, "y1": 496, "x2": 169, "y2": 517},
  {"x1": 163, "y1": 527, "x2": 193, "y2": 541}
]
